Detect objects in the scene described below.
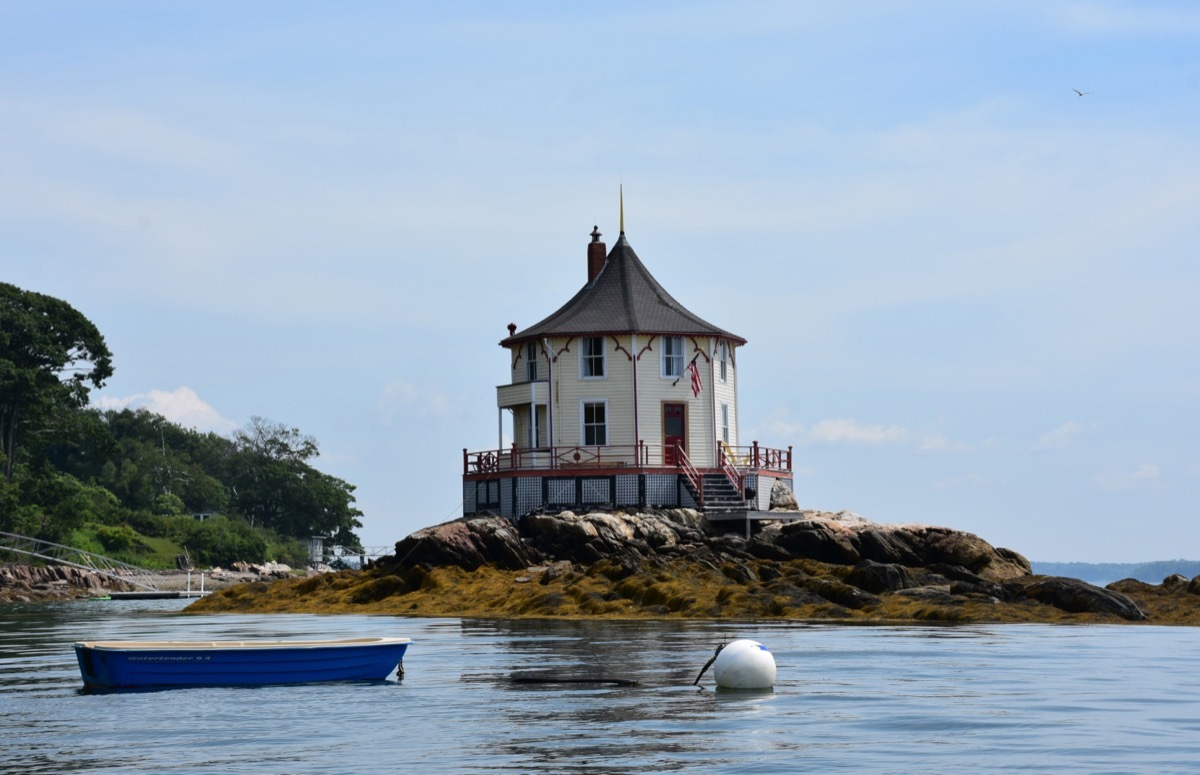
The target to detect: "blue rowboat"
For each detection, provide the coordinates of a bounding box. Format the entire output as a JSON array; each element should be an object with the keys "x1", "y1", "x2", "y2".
[{"x1": 74, "y1": 637, "x2": 410, "y2": 689}]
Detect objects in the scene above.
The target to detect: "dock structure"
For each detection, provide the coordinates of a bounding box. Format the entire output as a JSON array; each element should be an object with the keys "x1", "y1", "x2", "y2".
[
  {"x1": 107, "y1": 590, "x2": 209, "y2": 600},
  {"x1": 0, "y1": 531, "x2": 211, "y2": 597},
  {"x1": 1, "y1": 531, "x2": 161, "y2": 591}
]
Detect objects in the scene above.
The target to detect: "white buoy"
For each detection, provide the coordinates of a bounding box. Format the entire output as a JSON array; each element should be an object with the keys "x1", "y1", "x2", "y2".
[{"x1": 712, "y1": 639, "x2": 776, "y2": 690}]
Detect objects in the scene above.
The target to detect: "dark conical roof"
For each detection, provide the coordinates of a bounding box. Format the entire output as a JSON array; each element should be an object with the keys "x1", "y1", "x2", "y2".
[{"x1": 500, "y1": 233, "x2": 746, "y2": 347}]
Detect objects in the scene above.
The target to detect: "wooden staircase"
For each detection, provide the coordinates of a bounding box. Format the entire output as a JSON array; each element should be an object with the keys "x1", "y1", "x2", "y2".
[{"x1": 679, "y1": 471, "x2": 746, "y2": 513}]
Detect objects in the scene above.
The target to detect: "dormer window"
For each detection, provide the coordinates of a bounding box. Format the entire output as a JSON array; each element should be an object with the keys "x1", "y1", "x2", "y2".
[
  {"x1": 525, "y1": 341, "x2": 538, "y2": 381},
  {"x1": 662, "y1": 336, "x2": 684, "y2": 378},
  {"x1": 581, "y1": 336, "x2": 605, "y2": 378}
]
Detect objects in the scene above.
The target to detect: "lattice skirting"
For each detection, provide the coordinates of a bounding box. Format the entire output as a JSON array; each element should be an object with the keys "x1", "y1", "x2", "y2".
[
  {"x1": 463, "y1": 473, "x2": 689, "y2": 518},
  {"x1": 465, "y1": 473, "x2": 793, "y2": 518}
]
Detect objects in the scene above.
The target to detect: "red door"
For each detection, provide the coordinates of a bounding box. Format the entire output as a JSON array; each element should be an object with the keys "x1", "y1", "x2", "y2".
[{"x1": 663, "y1": 403, "x2": 685, "y2": 465}]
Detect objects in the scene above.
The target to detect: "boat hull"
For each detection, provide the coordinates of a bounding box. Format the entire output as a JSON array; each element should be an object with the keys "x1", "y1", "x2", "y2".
[{"x1": 74, "y1": 637, "x2": 410, "y2": 689}]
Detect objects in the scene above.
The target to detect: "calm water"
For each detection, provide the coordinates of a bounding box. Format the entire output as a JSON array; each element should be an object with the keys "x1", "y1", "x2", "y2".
[{"x1": 3, "y1": 600, "x2": 1200, "y2": 774}]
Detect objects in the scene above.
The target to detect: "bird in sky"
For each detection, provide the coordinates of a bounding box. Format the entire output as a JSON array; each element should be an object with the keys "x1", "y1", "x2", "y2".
[{"x1": 1073, "y1": 88, "x2": 1093, "y2": 97}]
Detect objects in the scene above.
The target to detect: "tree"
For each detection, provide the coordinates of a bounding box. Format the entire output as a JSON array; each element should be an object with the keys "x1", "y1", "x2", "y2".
[
  {"x1": 0, "y1": 284, "x2": 113, "y2": 482},
  {"x1": 225, "y1": 416, "x2": 362, "y2": 543}
]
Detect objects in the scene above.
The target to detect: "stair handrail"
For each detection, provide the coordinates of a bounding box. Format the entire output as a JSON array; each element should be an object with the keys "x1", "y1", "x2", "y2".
[
  {"x1": 0, "y1": 531, "x2": 160, "y2": 590},
  {"x1": 718, "y1": 444, "x2": 745, "y2": 503},
  {"x1": 675, "y1": 444, "x2": 704, "y2": 509}
]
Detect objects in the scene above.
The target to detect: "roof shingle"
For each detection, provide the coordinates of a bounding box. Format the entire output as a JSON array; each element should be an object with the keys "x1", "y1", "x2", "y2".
[{"x1": 500, "y1": 234, "x2": 746, "y2": 347}]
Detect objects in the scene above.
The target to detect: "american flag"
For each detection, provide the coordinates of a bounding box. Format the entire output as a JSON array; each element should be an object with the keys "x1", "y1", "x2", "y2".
[{"x1": 688, "y1": 360, "x2": 702, "y2": 397}]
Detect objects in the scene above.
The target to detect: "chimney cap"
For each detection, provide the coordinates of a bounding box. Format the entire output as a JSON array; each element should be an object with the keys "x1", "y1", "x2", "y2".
[{"x1": 590, "y1": 225, "x2": 602, "y2": 243}]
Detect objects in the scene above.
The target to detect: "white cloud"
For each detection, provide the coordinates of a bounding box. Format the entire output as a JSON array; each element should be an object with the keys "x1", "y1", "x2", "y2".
[
  {"x1": 1094, "y1": 462, "x2": 1161, "y2": 492},
  {"x1": 377, "y1": 380, "x2": 453, "y2": 424},
  {"x1": 757, "y1": 411, "x2": 807, "y2": 439},
  {"x1": 91, "y1": 387, "x2": 239, "y2": 434},
  {"x1": 806, "y1": 418, "x2": 908, "y2": 446},
  {"x1": 1036, "y1": 421, "x2": 1089, "y2": 449}
]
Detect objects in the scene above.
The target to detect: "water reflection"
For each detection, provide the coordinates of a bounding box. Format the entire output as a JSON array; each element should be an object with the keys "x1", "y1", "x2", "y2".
[
  {"x1": 450, "y1": 618, "x2": 787, "y2": 773},
  {"x1": 6, "y1": 604, "x2": 1200, "y2": 773}
]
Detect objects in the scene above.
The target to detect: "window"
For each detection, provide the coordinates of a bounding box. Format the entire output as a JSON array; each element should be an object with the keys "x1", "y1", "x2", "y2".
[
  {"x1": 718, "y1": 341, "x2": 728, "y2": 382},
  {"x1": 662, "y1": 336, "x2": 684, "y2": 377},
  {"x1": 525, "y1": 342, "x2": 538, "y2": 382},
  {"x1": 526, "y1": 406, "x2": 546, "y2": 447},
  {"x1": 721, "y1": 403, "x2": 730, "y2": 444},
  {"x1": 582, "y1": 401, "x2": 607, "y2": 445},
  {"x1": 581, "y1": 336, "x2": 605, "y2": 378}
]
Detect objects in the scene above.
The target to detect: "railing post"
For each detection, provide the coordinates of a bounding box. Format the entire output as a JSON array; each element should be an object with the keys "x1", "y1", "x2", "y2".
[
  {"x1": 511, "y1": 442, "x2": 518, "y2": 471},
  {"x1": 787, "y1": 445, "x2": 793, "y2": 472},
  {"x1": 752, "y1": 440, "x2": 760, "y2": 469},
  {"x1": 463, "y1": 448, "x2": 469, "y2": 475}
]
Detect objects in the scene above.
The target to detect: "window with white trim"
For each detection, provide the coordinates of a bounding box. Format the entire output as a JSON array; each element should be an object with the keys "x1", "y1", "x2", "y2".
[
  {"x1": 525, "y1": 341, "x2": 538, "y2": 382},
  {"x1": 582, "y1": 400, "x2": 607, "y2": 446},
  {"x1": 662, "y1": 336, "x2": 684, "y2": 378},
  {"x1": 581, "y1": 336, "x2": 605, "y2": 378},
  {"x1": 718, "y1": 341, "x2": 728, "y2": 382},
  {"x1": 721, "y1": 403, "x2": 730, "y2": 444}
]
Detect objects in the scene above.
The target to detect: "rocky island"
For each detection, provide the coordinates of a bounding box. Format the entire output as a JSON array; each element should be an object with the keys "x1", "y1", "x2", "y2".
[{"x1": 186, "y1": 509, "x2": 1200, "y2": 625}]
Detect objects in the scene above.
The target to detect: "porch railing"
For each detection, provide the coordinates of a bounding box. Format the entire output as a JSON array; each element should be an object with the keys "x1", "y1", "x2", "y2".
[
  {"x1": 464, "y1": 443, "x2": 650, "y2": 475},
  {"x1": 717, "y1": 444, "x2": 744, "y2": 496},
  {"x1": 720, "y1": 441, "x2": 792, "y2": 474},
  {"x1": 463, "y1": 440, "x2": 793, "y2": 476},
  {"x1": 675, "y1": 445, "x2": 703, "y2": 509}
]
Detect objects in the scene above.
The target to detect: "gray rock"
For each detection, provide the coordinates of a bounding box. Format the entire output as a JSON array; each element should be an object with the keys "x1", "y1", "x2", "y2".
[
  {"x1": 844, "y1": 560, "x2": 917, "y2": 594},
  {"x1": 892, "y1": 585, "x2": 957, "y2": 603},
  {"x1": 769, "y1": 479, "x2": 799, "y2": 510},
  {"x1": 774, "y1": 520, "x2": 861, "y2": 564},
  {"x1": 1007, "y1": 576, "x2": 1147, "y2": 621},
  {"x1": 390, "y1": 509, "x2": 1032, "y2": 592}
]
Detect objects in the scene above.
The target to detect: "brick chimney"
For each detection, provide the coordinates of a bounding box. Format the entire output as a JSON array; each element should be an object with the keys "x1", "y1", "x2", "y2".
[{"x1": 587, "y1": 225, "x2": 606, "y2": 283}]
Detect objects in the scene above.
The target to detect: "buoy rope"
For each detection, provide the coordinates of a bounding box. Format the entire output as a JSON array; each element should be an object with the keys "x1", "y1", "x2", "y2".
[{"x1": 692, "y1": 643, "x2": 725, "y2": 685}]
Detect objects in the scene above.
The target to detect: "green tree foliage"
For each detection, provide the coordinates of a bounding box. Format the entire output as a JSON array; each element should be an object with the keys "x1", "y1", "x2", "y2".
[
  {"x1": 1, "y1": 283, "x2": 365, "y2": 564},
  {"x1": 84, "y1": 409, "x2": 232, "y2": 515},
  {"x1": 174, "y1": 515, "x2": 268, "y2": 567},
  {"x1": 226, "y1": 417, "x2": 363, "y2": 544},
  {"x1": 0, "y1": 283, "x2": 113, "y2": 482},
  {"x1": 27, "y1": 408, "x2": 363, "y2": 553}
]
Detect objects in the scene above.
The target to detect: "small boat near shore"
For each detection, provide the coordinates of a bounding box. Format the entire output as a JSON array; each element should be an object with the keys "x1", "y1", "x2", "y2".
[{"x1": 73, "y1": 637, "x2": 410, "y2": 689}]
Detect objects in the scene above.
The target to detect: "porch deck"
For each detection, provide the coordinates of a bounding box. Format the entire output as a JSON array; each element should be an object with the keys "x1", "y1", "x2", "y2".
[
  {"x1": 463, "y1": 442, "x2": 792, "y2": 477},
  {"x1": 462, "y1": 442, "x2": 793, "y2": 518}
]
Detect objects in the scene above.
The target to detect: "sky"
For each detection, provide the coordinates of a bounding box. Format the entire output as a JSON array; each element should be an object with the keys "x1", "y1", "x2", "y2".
[{"x1": 3, "y1": 1, "x2": 1199, "y2": 563}]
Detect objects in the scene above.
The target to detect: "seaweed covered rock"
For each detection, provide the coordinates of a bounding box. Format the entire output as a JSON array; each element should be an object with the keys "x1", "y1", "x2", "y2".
[
  {"x1": 188, "y1": 508, "x2": 1200, "y2": 624},
  {"x1": 1007, "y1": 576, "x2": 1147, "y2": 621}
]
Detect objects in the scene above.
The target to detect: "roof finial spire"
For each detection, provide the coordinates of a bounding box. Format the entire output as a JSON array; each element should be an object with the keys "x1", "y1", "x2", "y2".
[{"x1": 619, "y1": 184, "x2": 625, "y2": 235}]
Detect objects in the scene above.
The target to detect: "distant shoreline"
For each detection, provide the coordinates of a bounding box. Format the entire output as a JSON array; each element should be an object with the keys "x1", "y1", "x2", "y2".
[{"x1": 1032, "y1": 561, "x2": 1200, "y2": 586}]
